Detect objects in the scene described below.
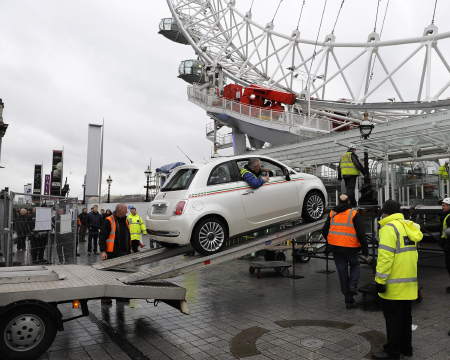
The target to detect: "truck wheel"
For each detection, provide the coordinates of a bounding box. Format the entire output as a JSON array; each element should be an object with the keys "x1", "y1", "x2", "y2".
[
  {"x1": 191, "y1": 217, "x2": 228, "y2": 255},
  {"x1": 0, "y1": 305, "x2": 57, "y2": 360},
  {"x1": 302, "y1": 191, "x2": 325, "y2": 222}
]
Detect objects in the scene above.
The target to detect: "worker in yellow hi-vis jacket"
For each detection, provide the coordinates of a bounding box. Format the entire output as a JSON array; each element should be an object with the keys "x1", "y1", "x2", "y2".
[
  {"x1": 127, "y1": 206, "x2": 147, "y2": 253},
  {"x1": 372, "y1": 200, "x2": 423, "y2": 360}
]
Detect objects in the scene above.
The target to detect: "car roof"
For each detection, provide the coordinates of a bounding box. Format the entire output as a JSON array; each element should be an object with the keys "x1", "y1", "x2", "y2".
[{"x1": 178, "y1": 155, "x2": 279, "y2": 171}]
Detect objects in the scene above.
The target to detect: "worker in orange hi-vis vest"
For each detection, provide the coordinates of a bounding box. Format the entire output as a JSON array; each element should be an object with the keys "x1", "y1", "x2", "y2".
[
  {"x1": 322, "y1": 194, "x2": 369, "y2": 309},
  {"x1": 99, "y1": 203, "x2": 131, "y2": 261}
]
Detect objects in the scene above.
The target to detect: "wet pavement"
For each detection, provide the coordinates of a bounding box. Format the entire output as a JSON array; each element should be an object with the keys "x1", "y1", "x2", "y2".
[{"x1": 38, "y1": 238, "x2": 450, "y2": 360}]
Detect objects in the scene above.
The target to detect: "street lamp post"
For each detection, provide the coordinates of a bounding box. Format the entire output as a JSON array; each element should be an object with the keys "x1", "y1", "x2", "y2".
[
  {"x1": 358, "y1": 112, "x2": 377, "y2": 205},
  {"x1": 106, "y1": 175, "x2": 112, "y2": 203},
  {"x1": 144, "y1": 165, "x2": 152, "y2": 202}
]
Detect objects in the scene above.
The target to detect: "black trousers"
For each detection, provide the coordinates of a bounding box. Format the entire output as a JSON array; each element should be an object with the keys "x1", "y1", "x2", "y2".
[
  {"x1": 131, "y1": 240, "x2": 140, "y2": 253},
  {"x1": 381, "y1": 298, "x2": 413, "y2": 356},
  {"x1": 333, "y1": 251, "x2": 360, "y2": 304},
  {"x1": 343, "y1": 176, "x2": 358, "y2": 206},
  {"x1": 17, "y1": 235, "x2": 27, "y2": 251},
  {"x1": 31, "y1": 233, "x2": 47, "y2": 263},
  {"x1": 88, "y1": 230, "x2": 99, "y2": 252}
]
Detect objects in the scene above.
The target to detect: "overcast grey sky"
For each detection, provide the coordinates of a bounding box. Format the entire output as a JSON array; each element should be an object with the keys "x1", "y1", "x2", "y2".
[{"x1": 1, "y1": 0, "x2": 449, "y2": 198}]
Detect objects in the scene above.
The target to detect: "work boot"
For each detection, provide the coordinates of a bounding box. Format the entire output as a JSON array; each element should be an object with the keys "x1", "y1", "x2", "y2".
[
  {"x1": 345, "y1": 302, "x2": 358, "y2": 310},
  {"x1": 371, "y1": 351, "x2": 400, "y2": 360},
  {"x1": 446, "y1": 286, "x2": 450, "y2": 294}
]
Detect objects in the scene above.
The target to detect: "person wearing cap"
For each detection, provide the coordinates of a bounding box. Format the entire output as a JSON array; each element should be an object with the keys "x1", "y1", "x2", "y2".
[
  {"x1": 439, "y1": 197, "x2": 450, "y2": 294},
  {"x1": 322, "y1": 193, "x2": 369, "y2": 309},
  {"x1": 338, "y1": 145, "x2": 366, "y2": 207},
  {"x1": 127, "y1": 206, "x2": 147, "y2": 253},
  {"x1": 372, "y1": 200, "x2": 423, "y2": 360}
]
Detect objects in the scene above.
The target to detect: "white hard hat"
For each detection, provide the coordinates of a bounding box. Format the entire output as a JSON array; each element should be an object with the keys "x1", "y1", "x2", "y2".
[
  {"x1": 347, "y1": 143, "x2": 356, "y2": 150},
  {"x1": 442, "y1": 197, "x2": 450, "y2": 205}
]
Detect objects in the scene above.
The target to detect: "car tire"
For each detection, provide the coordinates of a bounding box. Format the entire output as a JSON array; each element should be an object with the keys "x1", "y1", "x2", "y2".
[
  {"x1": 0, "y1": 305, "x2": 57, "y2": 360},
  {"x1": 302, "y1": 191, "x2": 325, "y2": 222},
  {"x1": 158, "y1": 241, "x2": 179, "y2": 248},
  {"x1": 191, "y1": 217, "x2": 228, "y2": 255}
]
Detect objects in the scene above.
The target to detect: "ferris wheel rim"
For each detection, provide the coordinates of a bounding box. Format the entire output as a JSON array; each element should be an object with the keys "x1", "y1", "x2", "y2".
[{"x1": 168, "y1": 0, "x2": 450, "y2": 49}]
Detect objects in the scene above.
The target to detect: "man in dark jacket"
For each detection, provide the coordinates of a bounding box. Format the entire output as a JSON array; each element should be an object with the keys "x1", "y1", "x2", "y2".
[
  {"x1": 99, "y1": 203, "x2": 131, "y2": 260},
  {"x1": 78, "y1": 208, "x2": 88, "y2": 243},
  {"x1": 14, "y1": 208, "x2": 32, "y2": 251},
  {"x1": 240, "y1": 158, "x2": 269, "y2": 189},
  {"x1": 322, "y1": 194, "x2": 369, "y2": 308},
  {"x1": 87, "y1": 205, "x2": 103, "y2": 255},
  {"x1": 338, "y1": 146, "x2": 366, "y2": 207},
  {"x1": 439, "y1": 197, "x2": 450, "y2": 294},
  {"x1": 99, "y1": 204, "x2": 131, "y2": 305}
]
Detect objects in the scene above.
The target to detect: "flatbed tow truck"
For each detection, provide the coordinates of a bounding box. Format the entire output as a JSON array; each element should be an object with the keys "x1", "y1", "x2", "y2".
[{"x1": 0, "y1": 219, "x2": 324, "y2": 360}]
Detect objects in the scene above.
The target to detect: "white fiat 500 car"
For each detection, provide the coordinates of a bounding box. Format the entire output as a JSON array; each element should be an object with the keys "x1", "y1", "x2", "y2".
[{"x1": 146, "y1": 155, "x2": 327, "y2": 255}]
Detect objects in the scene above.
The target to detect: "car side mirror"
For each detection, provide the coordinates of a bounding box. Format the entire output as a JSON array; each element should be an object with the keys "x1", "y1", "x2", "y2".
[{"x1": 283, "y1": 168, "x2": 291, "y2": 181}]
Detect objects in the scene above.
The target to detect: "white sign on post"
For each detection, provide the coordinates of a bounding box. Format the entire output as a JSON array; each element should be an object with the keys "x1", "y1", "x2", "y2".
[
  {"x1": 59, "y1": 214, "x2": 72, "y2": 234},
  {"x1": 34, "y1": 207, "x2": 52, "y2": 231}
]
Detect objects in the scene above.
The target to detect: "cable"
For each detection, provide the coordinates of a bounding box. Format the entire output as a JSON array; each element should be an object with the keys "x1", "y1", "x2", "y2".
[
  {"x1": 306, "y1": 0, "x2": 328, "y2": 117},
  {"x1": 373, "y1": 0, "x2": 381, "y2": 32},
  {"x1": 369, "y1": 0, "x2": 389, "y2": 81},
  {"x1": 272, "y1": 0, "x2": 284, "y2": 23},
  {"x1": 431, "y1": 0, "x2": 439, "y2": 24},
  {"x1": 249, "y1": 0, "x2": 255, "y2": 11},
  {"x1": 331, "y1": 0, "x2": 345, "y2": 34},
  {"x1": 296, "y1": 0, "x2": 306, "y2": 30}
]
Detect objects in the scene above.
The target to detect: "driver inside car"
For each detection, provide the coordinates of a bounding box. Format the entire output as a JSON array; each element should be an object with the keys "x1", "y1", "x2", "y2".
[{"x1": 240, "y1": 158, "x2": 270, "y2": 189}]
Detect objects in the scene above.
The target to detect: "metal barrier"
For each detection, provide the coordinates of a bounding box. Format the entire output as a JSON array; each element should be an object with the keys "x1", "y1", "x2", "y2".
[{"x1": 1, "y1": 192, "x2": 79, "y2": 267}]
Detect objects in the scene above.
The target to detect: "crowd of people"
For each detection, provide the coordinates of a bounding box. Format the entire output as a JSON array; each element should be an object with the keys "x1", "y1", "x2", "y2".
[
  {"x1": 77, "y1": 204, "x2": 148, "y2": 258},
  {"x1": 9, "y1": 203, "x2": 149, "y2": 265}
]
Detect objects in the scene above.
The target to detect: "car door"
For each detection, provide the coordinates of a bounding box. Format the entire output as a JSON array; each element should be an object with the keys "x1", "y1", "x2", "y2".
[
  {"x1": 202, "y1": 160, "x2": 247, "y2": 236},
  {"x1": 237, "y1": 158, "x2": 300, "y2": 227}
]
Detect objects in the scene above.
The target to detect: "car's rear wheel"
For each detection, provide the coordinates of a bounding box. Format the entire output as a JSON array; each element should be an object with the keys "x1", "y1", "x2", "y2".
[
  {"x1": 302, "y1": 191, "x2": 325, "y2": 222},
  {"x1": 191, "y1": 217, "x2": 228, "y2": 255}
]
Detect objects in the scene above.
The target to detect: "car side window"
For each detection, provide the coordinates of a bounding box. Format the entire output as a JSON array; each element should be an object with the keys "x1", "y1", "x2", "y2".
[
  {"x1": 260, "y1": 159, "x2": 285, "y2": 177},
  {"x1": 207, "y1": 162, "x2": 237, "y2": 186}
]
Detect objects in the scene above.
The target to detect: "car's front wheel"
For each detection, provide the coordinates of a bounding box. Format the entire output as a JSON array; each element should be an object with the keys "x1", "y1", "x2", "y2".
[
  {"x1": 191, "y1": 217, "x2": 228, "y2": 255},
  {"x1": 302, "y1": 191, "x2": 325, "y2": 222}
]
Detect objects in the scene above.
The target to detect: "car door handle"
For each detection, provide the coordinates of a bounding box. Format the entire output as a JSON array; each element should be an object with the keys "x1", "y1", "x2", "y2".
[{"x1": 242, "y1": 190, "x2": 254, "y2": 195}]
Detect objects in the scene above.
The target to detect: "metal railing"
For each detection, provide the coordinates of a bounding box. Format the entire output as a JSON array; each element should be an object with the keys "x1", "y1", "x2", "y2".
[
  {"x1": 1, "y1": 192, "x2": 79, "y2": 267},
  {"x1": 188, "y1": 86, "x2": 331, "y2": 134}
]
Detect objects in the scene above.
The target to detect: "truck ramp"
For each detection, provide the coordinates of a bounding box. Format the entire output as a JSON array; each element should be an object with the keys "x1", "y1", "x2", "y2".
[
  {"x1": 93, "y1": 246, "x2": 191, "y2": 271},
  {"x1": 0, "y1": 265, "x2": 187, "y2": 312},
  {"x1": 121, "y1": 219, "x2": 325, "y2": 284}
]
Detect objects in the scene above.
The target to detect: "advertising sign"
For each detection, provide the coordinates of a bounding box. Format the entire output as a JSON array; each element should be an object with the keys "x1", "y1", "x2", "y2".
[
  {"x1": 24, "y1": 183, "x2": 32, "y2": 203},
  {"x1": 50, "y1": 150, "x2": 63, "y2": 196},
  {"x1": 44, "y1": 174, "x2": 51, "y2": 195},
  {"x1": 33, "y1": 164, "x2": 42, "y2": 199}
]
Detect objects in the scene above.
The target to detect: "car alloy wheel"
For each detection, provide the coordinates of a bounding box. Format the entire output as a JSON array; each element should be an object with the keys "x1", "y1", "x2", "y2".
[
  {"x1": 198, "y1": 221, "x2": 225, "y2": 253},
  {"x1": 303, "y1": 191, "x2": 325, "y2": 222},
  {"x1": 4, "y1": 314, "x2": 45, "y2": 352}
]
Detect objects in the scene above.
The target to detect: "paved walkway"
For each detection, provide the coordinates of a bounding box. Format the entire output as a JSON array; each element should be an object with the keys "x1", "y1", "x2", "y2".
[{"x1": 39, "y1": 240, "x2": 450, "y2": 360}]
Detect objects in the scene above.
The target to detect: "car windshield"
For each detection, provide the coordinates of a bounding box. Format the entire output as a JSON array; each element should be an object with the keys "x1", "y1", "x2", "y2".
[{"x1": 161, "y1": 168, "x2": 198, "y2": 192}]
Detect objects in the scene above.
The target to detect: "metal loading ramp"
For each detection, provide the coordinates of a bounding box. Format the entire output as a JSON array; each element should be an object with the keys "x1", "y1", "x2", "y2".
[
  {"x1": 0, "y1": 265, "x2": 187, "y2": 308},
  {"x1": 120, "y1": 220, "x2": 325, "y2": 284},
  {"x1": 93, "y1": 246, "x2": 191, "y2": 271}
]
